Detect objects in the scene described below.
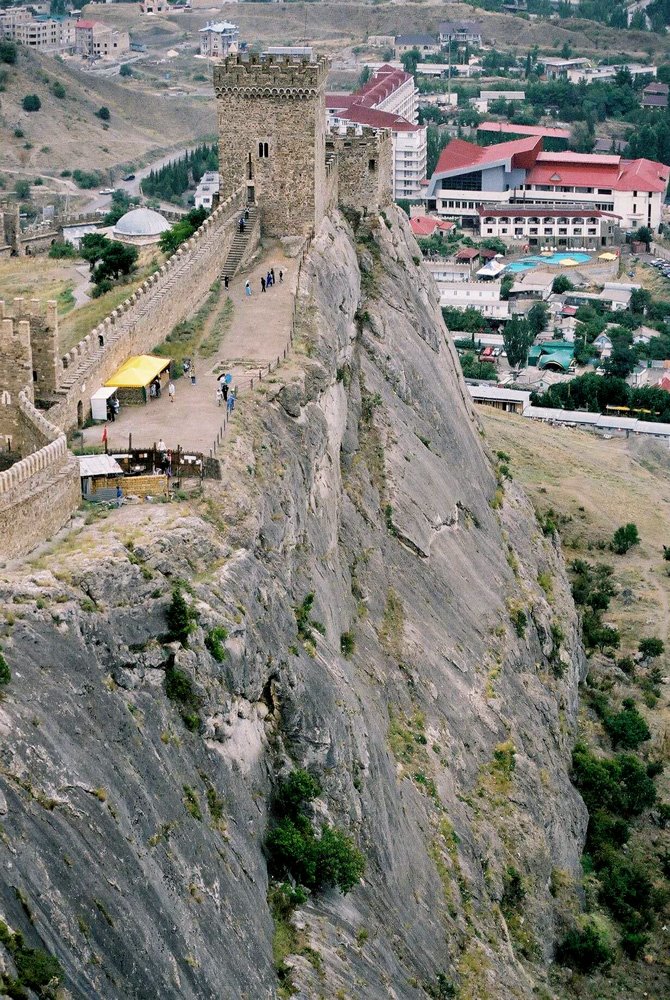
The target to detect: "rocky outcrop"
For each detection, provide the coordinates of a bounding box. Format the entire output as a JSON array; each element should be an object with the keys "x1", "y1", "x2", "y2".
[{"x1": 0, "y1": 208, "x2": 586, "y2": 999}]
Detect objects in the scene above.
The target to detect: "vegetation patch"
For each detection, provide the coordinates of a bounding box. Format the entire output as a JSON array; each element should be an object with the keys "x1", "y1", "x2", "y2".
[{"x1": 0, "y1": 918, "x2": 63, "y2": 997}]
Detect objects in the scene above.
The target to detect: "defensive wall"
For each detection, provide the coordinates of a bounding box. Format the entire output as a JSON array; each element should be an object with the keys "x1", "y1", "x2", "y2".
[
  {"x1": 0, "y1": 383, "x2": 79, "y2": 562},
  {"x1": 326, "y1": 128, "x2": 393, "y2": 216},
  {"x1": 49, "y1": 186, "x2": 249, "y2": 432}
]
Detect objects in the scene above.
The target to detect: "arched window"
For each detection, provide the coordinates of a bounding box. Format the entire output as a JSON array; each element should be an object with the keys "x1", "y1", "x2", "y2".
[{"x1": 258, "y1": 141, "x2": 269, "y2": 158}]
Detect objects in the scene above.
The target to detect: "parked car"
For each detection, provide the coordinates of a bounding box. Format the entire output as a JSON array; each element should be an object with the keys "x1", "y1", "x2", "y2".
[
  {"x1": 122, "y1": 174, "x2": 136, "y2": 182},
  {"x1": 99, "y1": 187, "x2": 114, "y2": 196}
]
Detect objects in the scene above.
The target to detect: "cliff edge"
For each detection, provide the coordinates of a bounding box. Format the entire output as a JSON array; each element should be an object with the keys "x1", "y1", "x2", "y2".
[{"x1": 0, "y1": 208, "x2": 586, "y2": 999}]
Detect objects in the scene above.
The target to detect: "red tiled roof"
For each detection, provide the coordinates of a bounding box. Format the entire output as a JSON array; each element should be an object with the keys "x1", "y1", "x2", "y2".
[
  {"x1": 352, "y1": 64, "x2": 412, "y2": 108},
  {"x1": 76, "y1": 19, "x2": 95, "y2": 28},
  {"x1": 434, "y1": 135, "x2": 542, "y2": 175},
  {"x1": 410, "y1": 216, "x2": 454, "y2": 236},
  {"x1": 455, "y1": 248, "x2": 479, "y2": 260},
  {"x1": 562, "y1": 306, "x2": 578, "y2": 316},
  {"x1": 618, "y1": 158, "x2": 669, "y2": 192},
  {"x1": 477, "y1": 206, "x2": 621, "y2": 219},
  {"x1": 333, "y1": 105, "x2": 421, "y2": 132},
  {"x1": 526, "y1": 152, "x2": 669, "y2": 193},
  {"x1": 478, "y1": 122, "x2": 571, "y2": 139},
  {"x1": 659, "y1": 373, "x2": 670, "y2": 391},
  {"x1": 326, "y1": 92, "x2": 354, "y2": 109}
]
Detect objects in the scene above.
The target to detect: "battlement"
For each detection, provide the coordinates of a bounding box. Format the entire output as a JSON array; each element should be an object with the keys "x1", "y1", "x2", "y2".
[
  {"x1": 213, "y1": 52, "x2": 329, "y2": 98},
  {"x1": 0, "y1": 297, "x2": 58, "y2": 328}
]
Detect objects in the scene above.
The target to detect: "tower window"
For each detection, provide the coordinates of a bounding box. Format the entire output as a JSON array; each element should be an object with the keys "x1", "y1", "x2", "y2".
[
  {"x1": 368, "y1": 159, "x2": 376, "y2": 172},
  {"x1": 258, "y1": 141, "x2": 269, "y2": 158}
]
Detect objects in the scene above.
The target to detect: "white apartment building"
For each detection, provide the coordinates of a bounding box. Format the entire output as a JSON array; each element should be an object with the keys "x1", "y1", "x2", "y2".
[
  {"x1": 326, "y1": 65, "x2": 427, "y2": 202},
  {"x1": 439, "y1": 281, "x2": 509, "y2": 319},
  {"x1": 566, "y1": 63, "x2": 657, "y2": 85},
  {"x1": 199, "y1": 21, "x2": 239, "y2": 59},
  {"x1": 195, "y1": 171, "x2": 220, "y2": 209},
  {"x1": 478, "y1": 205, "x2": 620, "y2": 248}
]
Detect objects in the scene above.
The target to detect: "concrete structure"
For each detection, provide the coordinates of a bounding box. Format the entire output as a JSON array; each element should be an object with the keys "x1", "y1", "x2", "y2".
[
  {"x1": 112, "y1": 208, "x2": 171, "y2": 245},
  {"x1": 75, "y1": 19, "x2": 129, "y2": 60},
  {"x1": 199, "y1": 21, "x2": 238, "y2": 59},
  {"x1": 542, "y1": 57, "x2": 590, "y2": 80},
  {"x1": 565, "y1": 63, "x2": 656, "y2": 85},
  {"x1": 468, "y1": 384, "x2": 531, "y2": 413},
  {"x1": 326, "y1": 65, "x2": 426, "y2": 202},
  {"x1": 195, "y1": 171, "x2": 220, "y2": 210},
  {"x1": 438, "y1": 21, "x2": 483, "y2": 46},
  {"x1": 478, "y1": 205, "x2": 620, "y2": 248},
  {"x1": 0, "y1": 8, "x2": 75, "y2": 52},
  {"x1": 394, "y1": 34, "x2": 440, "y2": 56},
  {"x1": 438, "y1": 280, "x2": 509, "y2": 319},
  {"x1": 426, "y1": 136, "x2": 669, "y2": 233}
]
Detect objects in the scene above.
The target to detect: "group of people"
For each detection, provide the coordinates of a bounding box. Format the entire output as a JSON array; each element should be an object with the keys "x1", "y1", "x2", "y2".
[
  {"x1": 245, "y1": 266, "x2": 283, "y2": 297},
  {"x1": 216, "y1": 372, "x2": 236, "y2": 415}
]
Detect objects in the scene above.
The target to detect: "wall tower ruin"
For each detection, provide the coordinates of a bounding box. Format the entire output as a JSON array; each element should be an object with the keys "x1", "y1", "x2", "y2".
[{"x1": 213, "y1": 53, "x2": 329, "y2": 238}]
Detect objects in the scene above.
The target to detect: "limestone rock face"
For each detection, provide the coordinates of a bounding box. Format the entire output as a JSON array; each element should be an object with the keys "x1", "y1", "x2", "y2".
[{"x1": 0, "y1": 209, "x2": 586, "y2": 999}]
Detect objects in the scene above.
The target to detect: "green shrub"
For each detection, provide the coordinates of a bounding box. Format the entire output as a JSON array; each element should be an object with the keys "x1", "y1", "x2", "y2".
[
  {"x1": 571, "y1": 745, "x2": 656, "y2": 819},
  {"x1": 617, "y1": 656, "x2": 635, "y2": 675},
  {"x1": 204, "y1": 626, "x2": 228, "y2": 662},
  {"x1": 340, "y1": 631, "x2": 355, "y2": 658},
  {"x1": 582, "y1": 610, "x2": 620, "y2": 653},
  {"x1": 501, "y1": 866, "x2": 526, "y2": 917},
  {"x1": 0, "y1": 650, "x2": 10, "y2": 686},
  {"x1": 120, "y1": 63, "x2": 132, "y2": 77},
  {"x1": 510, "y1": 607, "x2": 527, "y2": 637},
  {"x1": 164, "y1": 662, "x2": 202, "y2": 731},
  {"x1": 48, "y1": 241, "x2": 77, "y2": 260},
  {"x1": 603, "y1": 699, "x2": 651, "y2": 750},
  {"x1": 0, "y1": 919, "x2": 63, "y2": 993},
  {"x1": 597, "y1": 852, "x2": 653, "y2": 931},
  {"x1": 22, "y1": 94, "x2": 41, "y2": 112},
  {"x1": 638, "y1": 637, "x2": 664, "y2": 659},
  {"x1": 96, "y1": 106, "x2": 110, "y2": 121},
  {"x1": 0, "y1": 39, "x2": 18, "y2": 64},
  {"x1": 621, "y1": 931, "x2": 648, "y2": 959},
  {"x1": 611, "y1": 523, "x2": 640, "y2": 555},
  {"x1": 51, "y1": 81, "x2": 65, "y2": 99},
  {"x1": 166, "y1": 586, "x2": 196, "y2": 644},
  {"x1": 266, "y1": 769, "x2": 364, "y2": 895},
  {"x1": 556, "y1": 918, "x2": 614, "y2": 972}
]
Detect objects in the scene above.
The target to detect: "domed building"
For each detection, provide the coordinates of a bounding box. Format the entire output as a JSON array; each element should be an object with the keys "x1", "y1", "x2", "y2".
[{"x1": 112, "y1": 208, "x2": 170, "y2": 246}]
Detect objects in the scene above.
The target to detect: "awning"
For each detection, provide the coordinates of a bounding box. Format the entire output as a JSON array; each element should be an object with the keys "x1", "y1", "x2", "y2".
[
  {"x1": 105, "y1": 355, "x2": 170, "y2": 389},
  {"x1": 91, "y1": 386, "x2": 118, "y2": 402},
  {"x1": 560, "y1": 258, "x2": 580, "y2": 267},
  {"x1": 598, "y1": 252, "x2": 617, "y2": 261},
  {"x1": 78, "y1": 454, "x2": 124, "y2": 478},
  {"x1": 476, "y1": 259, "x2": 506, "y2": 278}
]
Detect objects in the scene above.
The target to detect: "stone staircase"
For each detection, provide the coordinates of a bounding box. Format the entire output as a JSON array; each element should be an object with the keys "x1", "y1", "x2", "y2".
[{"x1": 221, "y1": 206, "x2": 258, "y2": 279}]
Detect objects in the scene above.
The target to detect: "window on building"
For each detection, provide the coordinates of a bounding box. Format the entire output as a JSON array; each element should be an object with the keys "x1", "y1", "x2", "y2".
[
  {"x1": 574, "y1": 227, "x2": 582, "y2": 234},
  {"x1": 588, "y1": 228, "x2": 597, "y2": 235},
  {"x1": 258, "y1": 141, "x2": 269, "y2": 158},
  {"x1": 445, "y1": 169, "x2": 483, "y2": 191},
  {"x1": 501, "y1": 227, "x2": 508, "y2": 234},
  {"x1": 368, "y1": 159, "x2": 376, "y2": 172},
  {"x1": 486, "y1": 227, "x2": 493, "y2": 234},
  {"x1": 598, "y1": 189, "x2": 612, "y2": 195},
  {"x1": 515, "y1": 228, "x2": 523, "y2": 236},
  {"x1": 559, "y1": 228, "x2": 567, "y2": 235},
  {"x1": 529, "y1": 227, "x2": 538, "y2": 234}
]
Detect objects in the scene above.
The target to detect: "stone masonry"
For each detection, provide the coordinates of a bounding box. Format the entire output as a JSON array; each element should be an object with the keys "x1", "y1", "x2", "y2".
[{"x1": 214, "y1": 54, "x2": 329, "y2": 238}]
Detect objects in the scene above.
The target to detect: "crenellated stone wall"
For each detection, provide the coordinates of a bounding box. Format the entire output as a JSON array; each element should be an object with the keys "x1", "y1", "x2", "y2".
[
  {"x1": 49, "y1": 187, "x2": 247, "y2": 432},
  {"x1": 328, "y1": 128, "x2": 394, "y2": 216},
  {"x1": 0, "y1": 389, "x2": 79, "y2": 561}
]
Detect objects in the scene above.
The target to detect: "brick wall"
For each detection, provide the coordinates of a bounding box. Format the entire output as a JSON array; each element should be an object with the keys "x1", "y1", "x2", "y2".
[{"x1": 328, "y1": 129, "x2": 393, "y2": 216}]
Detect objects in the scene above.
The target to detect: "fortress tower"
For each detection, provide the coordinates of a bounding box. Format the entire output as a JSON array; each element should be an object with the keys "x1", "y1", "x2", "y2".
[{"x1": 213, "y1": 53, "x2": 329, "y2": 238}]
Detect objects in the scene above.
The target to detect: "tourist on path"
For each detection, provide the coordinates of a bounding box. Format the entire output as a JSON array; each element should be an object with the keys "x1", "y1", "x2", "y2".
[
  {"x1": 168, "y1": 381, "x2": 175, "y2": 403},
  {"x1": 239, "y1": 217, "x2": 245, "y2": 234},
  {"x1": 245, "y1": 280, "x2": 251, "y2": 297},
  {"x1": 270, "y1": 268, "x2": 275, "y2": 285},
  {"x1": 261, "y1": 276, "x2": 266, "y2": 293},
  {"x1": 266, "y1": 270, "x2": 273, "y2": 288},
  {"x1": 222, "y1": 382, "x2": 229, "y2": 402},
  {"x1": 279, "y1": 269, "x2": 283, "y2": 283},
  {"x1": 224, "y1": 275, "x2": 229, "y2": 290},
  {"x1": 217, "y1": 385, "x2": 223, "y2": 407},
  {"x1": 190, "y1": 362, "x2": 196, "y2": 385},
  {"x1": 116, "y1": 483, "x2": 123, "y2": 508}
]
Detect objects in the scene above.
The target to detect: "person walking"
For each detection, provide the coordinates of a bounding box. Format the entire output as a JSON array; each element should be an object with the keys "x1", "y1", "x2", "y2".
[
  {"x1": 261, "y1": 276, "x2": 266, "y2": 293},
  {"x1": 217, "y1": 385, "x2": 223, "y2": 407},
  {"x1": 270, "y1": 268, "x2": 275, "y2": 285},
  {"x1": 245, "y1": 280, "x2": 251, "y2": 297},
  {"x1": 239, "y1": 217, "x2": 245, "y2": 234},
  {"x1": 168, "y1": 381, "x2": 175, "y2": 403},
  {"x1": 279, "y1": 269, "x2": 283, "y2": 283},
  {"x1": 222, "y1": 381, "x2": 229, "y2": 403},
  {"x1": 190, "y1": 362, "x2": 196, "y2": 386},
  {"x1": 266, "y1": 270, "x2": 272, "y2": 288},
  {"x1": 244, "y1": 208, "x2": 249, "y2": 221},
  {"x1": 224, "y1": 275, "x2": 229, "y2": 290},
  {"x1": 116, "y1": 483, "x2": 123, "y2": 508}
]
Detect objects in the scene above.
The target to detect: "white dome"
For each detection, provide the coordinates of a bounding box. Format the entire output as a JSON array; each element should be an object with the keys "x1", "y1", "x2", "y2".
[{"x1": 113, "y1": 208, "x2": 170, "y2": 237}]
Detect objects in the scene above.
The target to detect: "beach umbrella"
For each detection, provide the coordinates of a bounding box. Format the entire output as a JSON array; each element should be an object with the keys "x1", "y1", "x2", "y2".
[
  {"x1": 598, "y1": 252, "x2": 617, "y2": 261},
  {"x1": 560, "y1": 258, "x2": 579, "y2": 267}
]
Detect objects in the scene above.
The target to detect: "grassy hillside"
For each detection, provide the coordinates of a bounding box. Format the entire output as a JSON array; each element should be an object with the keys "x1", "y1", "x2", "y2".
[
  {"x1": 0, "y1": 45, "x2": 215, "y2": 182},
  {"x1": 481, "y1": 409, "x2": 669, "y2": 999}
]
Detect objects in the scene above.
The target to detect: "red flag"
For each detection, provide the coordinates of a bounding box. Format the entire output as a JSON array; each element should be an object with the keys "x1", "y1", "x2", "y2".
[{"x1": 101, "y1": 425, "x2": 108, "y2": 444}]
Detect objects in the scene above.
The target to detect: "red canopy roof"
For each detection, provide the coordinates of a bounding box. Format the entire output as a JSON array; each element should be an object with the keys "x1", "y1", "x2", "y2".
[{"x1": 434, "y1": 135, "x2": 542, "y2": 175}]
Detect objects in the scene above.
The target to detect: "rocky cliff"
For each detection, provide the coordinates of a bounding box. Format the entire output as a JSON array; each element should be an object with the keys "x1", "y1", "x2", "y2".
[{"x1": 0, "y1": 208, "x2": 587, "y2": 1000}]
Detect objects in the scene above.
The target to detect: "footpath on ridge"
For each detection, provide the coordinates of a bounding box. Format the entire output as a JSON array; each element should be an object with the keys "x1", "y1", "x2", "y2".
[{"x1": 81, "y1": 244, "x2": 299, "y2": 456}]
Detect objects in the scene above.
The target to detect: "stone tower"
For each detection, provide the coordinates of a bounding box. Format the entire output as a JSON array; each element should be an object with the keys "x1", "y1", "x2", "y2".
[{"x1": 213, "y1": 53, "x2": 329, "y2": 238}]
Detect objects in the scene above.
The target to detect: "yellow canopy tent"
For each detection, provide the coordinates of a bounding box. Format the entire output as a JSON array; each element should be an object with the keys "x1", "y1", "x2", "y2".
[
  {"x1": 105, "y1": 355, "x2": 170, "y2": 389},
  {"x1": 598, "y1": 252, "x2": 617, "y2": 261},
  {"x1": 560, "y1": 258, "x2": 579, "y2": 267}
]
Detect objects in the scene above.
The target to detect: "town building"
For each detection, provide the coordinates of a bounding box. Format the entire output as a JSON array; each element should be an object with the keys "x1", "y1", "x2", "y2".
[
  {"x1": 139, "y1": 0, "x2": 169, "y2": 12},
  {"x1": 565, "y1": 63, "x2": 656, "y2": 85},
  {"x1": 541, "y1": 57, "x2": 591, "y2": 80},
  {"x1": 199, "y1": 21, "x2": 239, "y2": 59},
  {"x1": 477, "y1": 122, "x2": 570, "y2": 151},
  {"x1": 112, "y1": 208, "x2": 170, "y2": 246},
  {"x1": 409, "y1": 215, "x2": 453, "y2": 238},
  {"x1": 0, "y1": 7, "x2": 75, "y2": 52},
  {"x1": 642, "y1": 82, "x2": 669, "y2": 110},
  {"x1": 194, "y1": 171, "x2": 220, "y2": 209},
  {"x1": 394, "y1": 34, "x2": 440, "y2": 56},
  {"x1": 438, "y1": 280, "x2": 509, "y2": 319},
  {"x1": 438, "y1": 21, "x2": 483, "y2": 46},
  {"x1": 327, "y1": 65, "x2": 427, "y2": 202},
  {"x1": 425, "y1": 136, "x2": 669, "y2": 236},
  {"x1": 75, "y1": 20, "x2": 130, "y2": 60}
]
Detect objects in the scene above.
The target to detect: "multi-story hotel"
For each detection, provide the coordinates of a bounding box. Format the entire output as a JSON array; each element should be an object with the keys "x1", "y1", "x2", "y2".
[
  {"x1": 425, "y1": 136, "x2": 669, "y2": 244},
  {"x1": 326, "y1": 65, "x2": 427, "y2": 202}
]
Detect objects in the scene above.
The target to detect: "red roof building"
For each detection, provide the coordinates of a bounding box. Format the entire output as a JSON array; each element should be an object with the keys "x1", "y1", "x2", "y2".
[
  {"x1": 426, "y1": 135, "x2": 669, "y2": 234},
  {"x1": 409, "y1": 215, "x2": 454, "y2": 237}
]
